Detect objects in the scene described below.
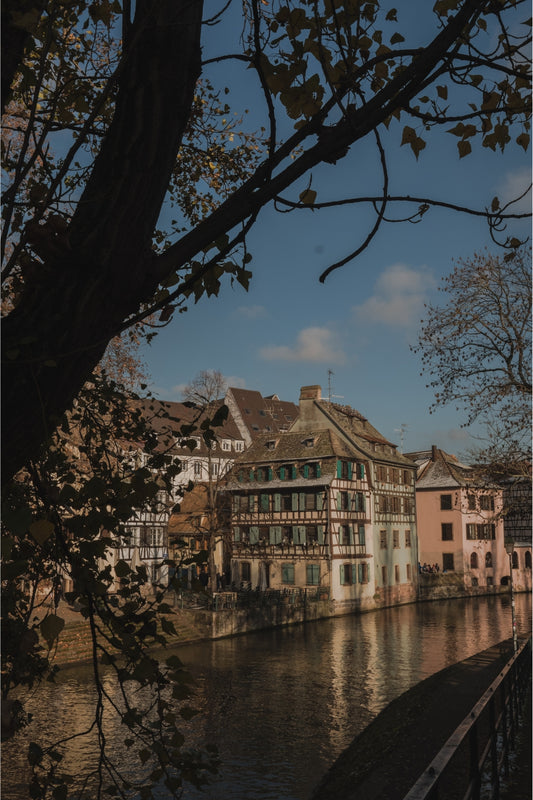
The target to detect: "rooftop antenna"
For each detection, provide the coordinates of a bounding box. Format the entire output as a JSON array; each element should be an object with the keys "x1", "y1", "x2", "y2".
[
  {"x1": 394, "y1": 423, "x2": 408, "y2": 454},
  {"x1": 327, "y1": 370, "x2": 344, "y2": 403}
]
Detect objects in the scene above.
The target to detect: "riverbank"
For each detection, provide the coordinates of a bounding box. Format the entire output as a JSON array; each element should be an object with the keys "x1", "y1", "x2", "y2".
[{"x1": 310, "y1": 639, "x2": 531, "y2": 800}]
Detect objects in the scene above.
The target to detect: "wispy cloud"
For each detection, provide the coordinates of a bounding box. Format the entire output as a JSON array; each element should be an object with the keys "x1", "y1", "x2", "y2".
[
  {"x1": 260, "y1": 327, "x2": 345, "y2": 364},
  {"x1": 234, "y1": 304, "x2": 268, "y2": 319},
  {"x1": 496, "y1": 167, "x2": 532, "y2": 214},
  {"x1": 352, "y1": 263, "x2": 436, "y2": 329},
  {"x1": 225, "y1": 375, "x2": 247, "y2": 389}
]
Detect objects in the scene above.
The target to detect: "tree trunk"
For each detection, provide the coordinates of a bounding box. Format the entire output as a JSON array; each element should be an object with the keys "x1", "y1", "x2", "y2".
[{"x1": 2, "y1": 0, "x2": 203, "y2": 485}]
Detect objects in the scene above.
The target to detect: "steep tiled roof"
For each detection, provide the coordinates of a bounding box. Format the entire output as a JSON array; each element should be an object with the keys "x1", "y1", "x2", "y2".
[
  {"x1": 226, "y1": 387, "x2": 298, "y2": 438},
  {"x1": 316, "y1": 400, "x2": 414, "y2": 466},
  {"x1": 136, "y1": 397, "x2": 243, "y2": 456},
  {"x1": 230, "y1": 427, "x2": 356, "y2": 465},
  {"x1": 408, "y1": 446, "x2": 474, "y2": 489}
]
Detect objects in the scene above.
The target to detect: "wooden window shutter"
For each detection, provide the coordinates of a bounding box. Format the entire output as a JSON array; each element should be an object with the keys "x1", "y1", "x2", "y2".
[
  {"x1": 269, "y1": 526, "x2": 282, "y2": 544},
  {"x1": 316, "y1": 492, "x2": 323, "y2": 511},
  {"x1": 291, "y1": 493, "x2": 299, "y2": 511},
  {"x1": 340, "y1": 564, "x2": 347, "y2": 585},
  {"x1": 352, "y1": 564, "x2": 358, "y2": 584},
  {"x1": 316, "y1": 462, "x2": 321, "y2": 478},
  {"x1": 303, "y1": 464, "x2": 309, "y2": 478},
  {"x1": 347, "y1": 462, "x2": 353, "y2": 480},
  {"x1": 234, "y1": 527, "x2": 241, "y2": 542},
  {"x1": 358, "y1": 563, "x2": 364, "y2": 583},
  {"x1": 358, "y1": 524, "x2": 366, "y2": 546},
  {"x1": 267, "y1": 467, "x2": 273, "y2": 481},
  {"x1": 261, "y1": 493, "x2": 269, "y2": 511},
  {"x1": 279, "y1": 466, "x2": 286, "y2": 480},
  {"x1": 274, "y1": 493, "x2": 281, "y2": 512},
  {"x1": 336, "y1": 460, "x2": 342, "y2": 478},
  {"x1": 348, "y1": 524, "x2": 354, "y2": 545},
  {"x1": 291, "y1": 465, "x2": 297, "y2": 479},
  {"x1": 359, "y1": 463, "x2": 365, "y2": 479},
  {"x1": 336, "y1": 492, "x2": 341, "y2": 511},
  {"x1": 317, "y1": 525, "x2": 325, "y2": 545},
  {"x1": 249, "y1": 526, "x2": 259, "y2": 544},
  {"x1": 249, "y1": 469, "x2": 255, "y2": 481},
  {"x1": 299, "y1": 492, "x2": 306, "y2": 510}
]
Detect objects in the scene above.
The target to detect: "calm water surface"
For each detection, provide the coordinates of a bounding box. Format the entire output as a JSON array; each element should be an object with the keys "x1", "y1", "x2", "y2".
[{"x1": 3, "y1": 594, "x2": 531, "y2": 800}]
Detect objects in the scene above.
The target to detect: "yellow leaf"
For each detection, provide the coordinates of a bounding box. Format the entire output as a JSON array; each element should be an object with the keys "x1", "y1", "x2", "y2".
[{"x1": 299, "y1": 189, "x2": 317, "y2": 205}]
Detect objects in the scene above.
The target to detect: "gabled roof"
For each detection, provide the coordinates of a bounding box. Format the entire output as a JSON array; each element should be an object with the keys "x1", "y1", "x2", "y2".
[
  {"x1": 406, "y1": 446, "x2": 474, "y2": 489},
  {"x1": 230, "y1": 427, "x2": 356, "y2": 466},
  {"x1": 311, "y1": 399, "x2": 414, "y2": 467},
  {"x1": 135, "y1": 397, "x2": 243, "y2": 456},
  {"x1": 226, "y1": 387, "x2": 298, "y2": 439}
]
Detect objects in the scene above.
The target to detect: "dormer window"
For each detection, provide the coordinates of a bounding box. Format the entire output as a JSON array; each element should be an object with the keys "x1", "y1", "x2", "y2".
[
  {"x1": 302, "y1": 437, "x2": 315, "y2": 448},
  {"x1": 265, "y1": 439, "x2": 277, "y2": 450}
]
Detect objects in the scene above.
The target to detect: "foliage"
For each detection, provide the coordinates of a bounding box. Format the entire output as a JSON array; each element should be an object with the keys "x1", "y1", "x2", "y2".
[
  {"x1": 2, "y1": 0, "x2": 531, "y2": 484},
  {"x1": 413, "y1": 246, "x2": 531, "y2": 435},
  {"x1": 1, "y1": 376, "x2": 223, "y2": 797}
]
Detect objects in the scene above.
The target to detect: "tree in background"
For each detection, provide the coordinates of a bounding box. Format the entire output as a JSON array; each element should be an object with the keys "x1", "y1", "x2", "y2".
[
  {"x1": 181, "y1": 370, "x2": 231, "y2": 590},
  {"x1": 413, "y1": 246, "x2": 531, "y2": 486},
  {"x1": 2, "y1": 0, "x2": 531, "y2": 485}
]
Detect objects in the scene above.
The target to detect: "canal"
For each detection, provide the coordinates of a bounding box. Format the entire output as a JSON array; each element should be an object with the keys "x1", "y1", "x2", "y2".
[{"x1": 3, "y1": 594, "x2": 531, "y2": 800}]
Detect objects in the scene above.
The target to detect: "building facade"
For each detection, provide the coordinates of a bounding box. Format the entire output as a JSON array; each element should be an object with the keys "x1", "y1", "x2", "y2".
[
  {"x1": 409, "y1": 446, "x2": 532, "y2": 592},
  {"x1": 225, "y1": 385, "x2": 418, "y2": 611}
]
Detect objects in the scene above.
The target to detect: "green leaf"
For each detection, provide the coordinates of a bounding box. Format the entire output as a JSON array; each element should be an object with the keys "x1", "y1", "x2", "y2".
[
  {"x1": 40, "y1": 614, "x2": 65, "y2": 649},
  {"x1": 29, "y1": 519, "x2": 55, "y2": 545}
]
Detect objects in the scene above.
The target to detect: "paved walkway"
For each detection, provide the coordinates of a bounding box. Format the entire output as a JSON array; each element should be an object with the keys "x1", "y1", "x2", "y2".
[{"x1": 310, "y1": 640, "x2": 531, "y2": 800}]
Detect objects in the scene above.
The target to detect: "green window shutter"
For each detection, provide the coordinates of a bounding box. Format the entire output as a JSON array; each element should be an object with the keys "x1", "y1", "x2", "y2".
[
  {"x1": 359, "y1": 493, "x2": 366, "y2": 513},
  {"x1": 347, "y1": 462, "x2": 353, "y2": 479},
  {"x1": 299, "y1": 493, "x2": 305, "y2": 511},
  {"x1": 267, "y1": 467, "x2": 273, "y2": 481},
  {"x1": 316, "y1": 462, "x2": 321, "y2": 478},
  {"x1": 340, "y1": 564, "x2": 347, "y2": 585},
  {"x1": 238, "y1": 470, "x2": 244, "y2": 482},
  {"x1": 292, "y1": 526, "x2": 299, "y2": 544},
  {"x1": 347, "y1": 493, "x2": 352, "y2": 511},
  {"x1": 261, "y1": 493, "x2": 269, "y2": 511},
  {"x1": 348, "y1": 524, "x2": 354, "y2": 545},
  {"x1": 274, "y1": 493, "x2": 281, "y2": 512},
  {"x1": 358, "y1": 524, "x2": 366, "y2": 546},
  {"x1": 269, "y1": 526, "x2": 282, "y2": 544},
  {"x1": 303, "y1": 464, "x2": 309, "y2": 478},
  {"x1": 358, "y1": 563, "x2": 364, "y2": 583},
  {"x1": 249, "y1": 469, "x2": 255, "y2": 481},
  {"x1": 359, "y1": 463, "x2": 365, "y2": 480},
  {"x1": 248, "y1": 495, "x2": 255, "y2": 512},
  {"x1": 299, "y1": 526, "x2": 307, "y2": 545},
  {"x1": 336, "y1": 492, "x2": 341, "y2": 511},
  {"x1": 352, "y1": 564, "x2": 358, "y2": 584},
  {"x1": 291, "y1": 465, "x2": 297, "y2": 479},
  {"x1": 317, "y1": 525, "x2": 325, "y2": 545},
  {"x1": 307, "y1": 564, "x2": 319, "y2": 585},
  {"x1": 279, "y1": 466, "x2": 286, "y2": 480},
  {"x1": 291, "y1": 493, "x2": 299, "y2": 511},
  {"x1": 232, "y1": 496, "x2": 238, "y2": 513},
  {"x1": 249, "y1": 526, "x2": 259, "y2": 544},
  {"x1": 337, "y1": 460, "x2": 342, "y2": 479},
  {"x1": 316, "y1": 492, "x2": 323, "y2": 511},
  {"x1": 234, "y1": 526, "x2": 241, "y2": 542},
  {"x1": 282, "y1": 563, "x2": 295, "y2": 584}
]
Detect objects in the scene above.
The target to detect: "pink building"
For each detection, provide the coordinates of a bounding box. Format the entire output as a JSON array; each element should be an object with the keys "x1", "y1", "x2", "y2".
[{"x1": 409, "y1": 446, "x2": 512, "y2": 590}]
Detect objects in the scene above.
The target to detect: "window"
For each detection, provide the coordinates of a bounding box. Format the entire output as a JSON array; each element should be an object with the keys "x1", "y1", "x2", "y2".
[
  {"x1": 442, "y1": 553, "x2": 454, "y2": 571},
  {"x1": 403, "y1": 470, "x2": 411, "y2": 485},
  {"x1": 472, "y1": 577, "x2": 479, "y2": 586},
  {"x1": 307, "y1": 564, "x2": 320, "y2": 585},
  {"x1": 260, "y1": 493, "x2": 270, "y2": 511},
  {"x1": 466, "y1": 524, "x2": 477, "y2": 540},
  {"x1": 222, "y1": 440, "x2": 231, "y2": 451},
  {"x1": 340, "y1": 525, "x2": 351, "y2": 546},
  {"x1": 265, "y1": 440, "x2": 277, "y2": 450},
  {"x1": 307, "y1": 526, "x2": 318, "y2": 544},
  {"x1": 338, "y1": 491, "x2": 349, "y2": 510},
  {"x1": 395, "y1": 564, "x2": 400, "y2": 583},
  {"x1": 441, "y1": 523, "x2": 453, "y2": 541},
  {"x1": 359, "y1": 562, "x2": 369, "y2": 583},
  {"x1": 259, "y1": 409, "x2": 266, "y2": 417},
  {"x1": 512, "y1": 551, "x2": 519, "y2": 569},
  {"x1": 358, "y1": 524, "x2": 366, "y2": 547},
  {"x1": 467, "y1": 494, "x2": 476, "y2": 510},
  {"x1": 380, "y1": 530, "x2": 387, "y2": 549},
  {"x1": 485, "y1": 552, "x2": 493, "y2": 568},
  {"x1": 241, "y1": 562, "x2": 251, "y2": 582},
  {"x1": 526, "y1": 551, "x2": 532, "y2": 569},
  {"x1": 234, "y1": 441, "x2": 244, "y2": 452},
  {"x1": 440, "y1": 494, "x2": 452, "y2": 510},
  {"x1": 193, "y1": 461, "x2": 202, "y2": 477},
  {"x1": 406, "y1": 563, "x2": 412, "y2": 581},
  {"x1": 305, "y1": 493, "x2": 316, "y2": 511},
  {"x1": 487, "y1": 576, "x2": 493, "y2": 586},
  {"x1": 211, "y1": 462, "x2": 219, "y2": 477},
  {"x1": 282, "y1": 563, "x2": 295, "y2": 584},
  {"x1": 391, "y1": 496, "x2": 401, "y2": 513},
  {"x1": 337, "y1": 460, "x2": 352, "y2": 479},
  {"x1": 393, "y1": 530, "x2": 400, "y2": 548},
  {"x1": 480, "y1": 495, "x2": 495, "y2": 511},
  {"x1": 381, "y1": 565, "x2": 388, "y2": 585},
  {"x1": 392, "y1": 468, "x2": 399, "y2": 484},
  {"x1": 405, "y1": 530, "x2": 411, "y2": 548},
  {"x1": 340, "y1": 564, "x2": 358, "y2": 585},
  {"x1": 470, "y1": 552, "x2": 478, "y2": 568},
  {"x1": 282, "y1": 493, "x2": 292, "y2": 511}
]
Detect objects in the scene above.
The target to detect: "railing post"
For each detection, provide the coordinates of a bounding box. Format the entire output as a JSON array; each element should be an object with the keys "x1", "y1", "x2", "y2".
[
  {"x1": 469, "y1": 721, "x2": 481, "y2": 800},
  {"x1": 500, "y1": 681, "x2": 509, "y2": 778},
  {"x1": 489, "y1": 695, "x2": 500, "y2": 800}
]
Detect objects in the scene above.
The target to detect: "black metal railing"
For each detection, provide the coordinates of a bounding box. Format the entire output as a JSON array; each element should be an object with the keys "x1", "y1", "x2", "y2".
[
  {"x1": 172, "y1": 586, "x2": 330, "y2": 611},
  {"x1": 403, "y1": 638, "x2": 532, "y2": 800}
]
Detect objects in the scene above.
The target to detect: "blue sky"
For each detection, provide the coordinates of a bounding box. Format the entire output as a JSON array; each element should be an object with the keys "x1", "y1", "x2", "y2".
[{"x1": 140, "y1": 3, "x2": 531, "y2": 458}]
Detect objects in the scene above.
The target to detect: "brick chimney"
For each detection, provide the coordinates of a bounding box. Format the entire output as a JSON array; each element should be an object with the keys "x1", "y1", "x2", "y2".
[
  {"x1": 299, "y1": 385, "x2": 322, "y2": 402},
  {"x1": 291, "y1": 385, "x2": 322, "y2": 430},
  {"x1": 432, "y1": 444, "x2": 439, "y2": 461}
]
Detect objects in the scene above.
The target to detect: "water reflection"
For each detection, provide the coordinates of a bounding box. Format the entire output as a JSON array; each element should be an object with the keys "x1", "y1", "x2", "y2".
[{"x1": 2, "y1": 594, "x2": 531, "y2": 800}]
